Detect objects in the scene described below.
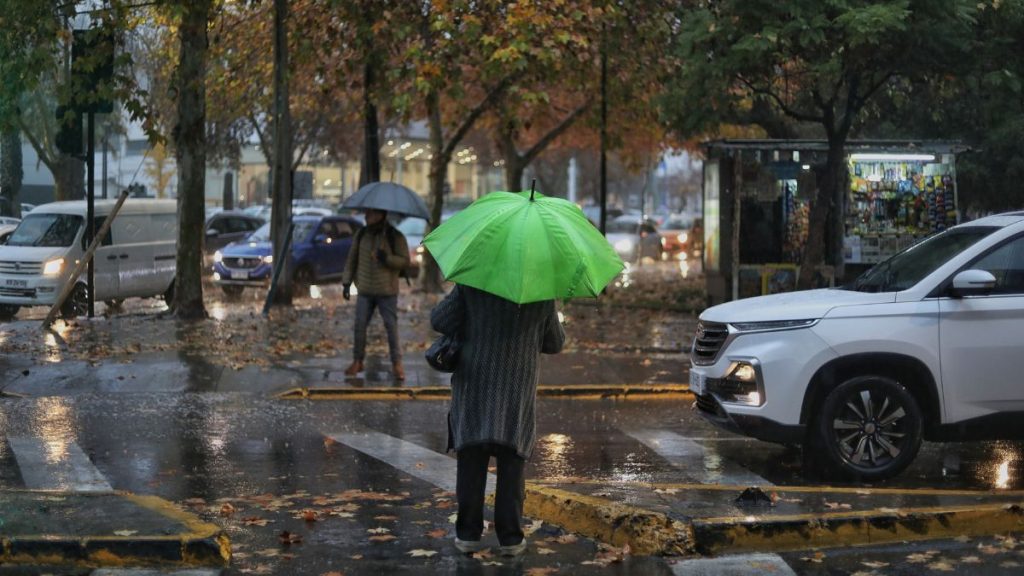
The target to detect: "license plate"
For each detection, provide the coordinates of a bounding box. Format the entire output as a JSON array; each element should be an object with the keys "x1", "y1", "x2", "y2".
[
  {"x1": 5, "y1": 279, "x2": 27, "y2": 287},
  {"x1": 229, "y1": 269, "x2": 248, "y2": 280},
  {"x1": 689, "y1": 370, "x2": 706, "y2": 395}
]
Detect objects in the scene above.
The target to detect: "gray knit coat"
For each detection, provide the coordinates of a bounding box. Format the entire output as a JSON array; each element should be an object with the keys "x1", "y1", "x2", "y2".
[{"x1": 430, "y1": 285, "x2": 565, "y2": 459}]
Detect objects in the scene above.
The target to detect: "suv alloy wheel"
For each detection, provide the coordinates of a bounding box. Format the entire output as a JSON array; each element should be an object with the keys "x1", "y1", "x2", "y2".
[{"x1": 813, "y1": 375, "x2": 923, "y2": 480}]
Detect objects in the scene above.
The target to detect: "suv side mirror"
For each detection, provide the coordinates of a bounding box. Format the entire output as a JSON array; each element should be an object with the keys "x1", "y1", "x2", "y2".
[
  {"x1": 206, "y1": 228, "x2": 219, "y2": 237},
  {"x1": 313, "y1": 233, "x2": 328, "y2": 244},
  {"x1": 950, "y1": 269, "x2": 997, "y2": 297}
]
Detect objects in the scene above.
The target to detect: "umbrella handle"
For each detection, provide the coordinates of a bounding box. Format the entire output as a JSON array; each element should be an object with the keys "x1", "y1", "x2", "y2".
[{"x1": 530, "y1": 179, "x2": 536, "y2": 202}]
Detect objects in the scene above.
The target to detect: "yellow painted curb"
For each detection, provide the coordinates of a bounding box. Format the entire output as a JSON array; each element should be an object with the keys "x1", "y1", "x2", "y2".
[
  {"x1": 488, "y1": 483, "x2": 695, "y2": 555},
  {"x1": 693, "y1": 502, "x2": 1024, "y2": 555},
  {"x1": 278, "y1": 383, "x2": 692, "y2": 400},
  {"x1": 0, "y1": 492, "x2": 230, "y2": 568}
]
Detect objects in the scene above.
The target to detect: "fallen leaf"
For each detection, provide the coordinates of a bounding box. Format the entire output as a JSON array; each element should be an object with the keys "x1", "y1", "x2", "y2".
[
  {"x1": 481, "y1": 561, "x2": 503, "y2": 566},
  {"x1": 374, "y1": 515, "x2": 398, "y2": 521},
  {"x1": 426, "y1": 528, "x2": 448, "y2": 539},
  {"x1": 536, "y1": 547, "x2": 556, "y2": 555},
  {"x1": 183, "y1": 497, "x2": 206, "y2": 506},
  {"x1": 907, "y1": 552, "x2": 937, "y2": 563},
  {"x1": 1000, "y1": 560, "x2": 1021, "y2": 568},
  {"x1": 367, "y1": 527, "x2": 391, "y2": 535},
  {"x1": 978, "y1": 544, "x2": 1003, "y2": 555},
  {"x1": 254, "y1": 548, "x2": 280, "y2": 557},
  {"x1": 448, "y1": 513, "x2": 458, "y2": 524},
  {"x1": 823, "y1": 501, "x2": 851, "y2": 510},
  {"x1": 302, "y1": 509, "x2": 318, "y2": 522},
  {"x1": 408, "y1": 549, "x2": 438, "y2": 557},
  {"x1": 961, "y1": 555, "x2": 982, "y2": 564},
  {"x1": 243, "y1": 517, "x2": 270, "y2": 527},
  {"x1": 654, "y1": 487, "x2": 679, "y2": 495},
  {"x1": 524, "y1": 519, "x2": 544, "y2": 536},
  {"x1": 525, "y1": 568, "x2": 558, "y2": 576},
  {"x1": 861, "y1": 560, "x2": 888, "y2": 568},
  {"x1": 278, "y1": 531, "x2": 303, "y2": 545},
  {"x1": 954, "y1": 535, "x2": 971, "y2": 543},
  {"x1": 926, "y1": 560, "x2": 955, "y2": 571},
  {"x1": 800, "y1": 551, "x2": 826, "y2": 563},
  {"x1": 113, "y1": 530, "x2": 137, "y2": 537},
  {"x1": 349, "y1": 554, "x2": 363, "y2": 560},
  {"x1": 471, "y1": 548, "x2": 494, "y2": 560},
  {"x1": 369, "y1": 535, "x2": 397, "y2": 542},
  {"x1": 320, "y1": 572, "x2": 344, "y2": 576},
  {"x1": 220, "y1": 502, "x2": 237, "y2": 516},
  {"x1": 556, "y1": 534, "x2": 578, "y2": 545}
]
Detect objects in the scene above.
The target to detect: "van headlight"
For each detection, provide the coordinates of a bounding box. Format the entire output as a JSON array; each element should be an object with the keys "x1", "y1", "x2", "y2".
[
  {"x1": 213, "y1": 251, "x2": 223, "y2": 263},
  {"x1": 42, "y1": 258, "x2": 64, "y2": 276}
]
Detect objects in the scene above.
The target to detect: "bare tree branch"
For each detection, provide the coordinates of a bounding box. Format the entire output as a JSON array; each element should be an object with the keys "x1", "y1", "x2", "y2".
[
  {"x1": 521, "y1": 100, "x2": 592, "y2": 166},
  {"x1": 441, "y1": 74, "x2": 517, "y2": 159},
  {"x1": 736, "y1": 74, "x2": 825, "y2": 124}
]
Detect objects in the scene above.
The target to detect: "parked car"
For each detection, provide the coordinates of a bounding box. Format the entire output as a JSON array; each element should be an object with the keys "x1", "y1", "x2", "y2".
[
  {"x1": 690, "y1": 211, "x2": 1024, "y2": 480},
  {"x1": 212, "y1": 214, "x2": 362, "y2": 297},
  {"x1": 659, "y1": 214, "x2": 695, "y2": 260},
  {"x1": 0, "y1": 224, "x2": 18, "y2": 245},
  {"x1": 204, "y1": 211, "x2": 265, "y2": 254},
  {"x1": 0, "y1": 217, "x2": 21, "y2": 226},
  {"x1": 0, "y1": 199, "x2": 177, "y2": 320},
  {"x1": 605, "y1": 215, "x2": 663, "y2": 263}
]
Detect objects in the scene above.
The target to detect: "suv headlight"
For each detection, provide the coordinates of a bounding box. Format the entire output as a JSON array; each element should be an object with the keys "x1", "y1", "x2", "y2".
[
  {"x1": 711, "y1": 359, "x2": 764, "y2": 406},
  {"x1": 262, "y1": 255, "x2": 273, "y2": 264},
  {"x1": 729, "y1": 319, "x2": 817, "y2": 333},
  {"x1": 213, "y1": 250, "x2": 223, "y2": 263},
  {"x1": 42, "y1": 258, "x2": 64, "y2": 276}
]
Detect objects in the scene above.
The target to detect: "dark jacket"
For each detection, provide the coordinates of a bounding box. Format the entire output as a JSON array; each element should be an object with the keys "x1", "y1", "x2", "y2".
[
  {"x1": 430, "y1": 284, "x2": 565, "y2": 458},
  {"x1": 341, "y1": 222, "x2": 409, "y2": 296}
]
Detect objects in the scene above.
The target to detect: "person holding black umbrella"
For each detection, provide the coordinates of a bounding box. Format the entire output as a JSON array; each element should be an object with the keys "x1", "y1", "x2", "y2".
[{"x1": 341, "y1": 208, "x2": 410, "y2": 380}]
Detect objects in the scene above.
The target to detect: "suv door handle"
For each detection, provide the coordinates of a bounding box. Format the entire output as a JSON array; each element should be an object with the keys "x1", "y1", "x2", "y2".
[
  {"x1": 119, "y1": 254, "x2": 129, "y2": 259},
  {"x1": 106, "y1": 254, "x2": 117, "y2": 260}
]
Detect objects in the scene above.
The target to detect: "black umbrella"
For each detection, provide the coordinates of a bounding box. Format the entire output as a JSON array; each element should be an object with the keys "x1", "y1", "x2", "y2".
[{"x1": 341, "y1": 182, "x2": 430, "y2": 219}]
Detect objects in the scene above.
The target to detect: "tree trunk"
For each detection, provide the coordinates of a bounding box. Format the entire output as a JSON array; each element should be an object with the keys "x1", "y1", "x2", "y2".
[
  {"x1": 269, "y1": 0, "x2": 293, "y2": 305},
  {"x1": 172, "y1": 0, "x2": 211, "y2": 320},
  {"x1": 420, "y1": 89, "x2": 447, "y2": 293},
  {"x1": 360, "y1": 60, "x2": 380, "y2": 188},
  {"x1": 504, "y1": 155, "x2": 525, "y2": 192},
  {"x1": 798, "y1": 140, "x2": 845, "y2": 289},
  {"x1": 1, "y1": 128, "x2": 23, "y2": 217},
  {"x1": 52, "y1": 155, "x2": 85, "y2": 201}
]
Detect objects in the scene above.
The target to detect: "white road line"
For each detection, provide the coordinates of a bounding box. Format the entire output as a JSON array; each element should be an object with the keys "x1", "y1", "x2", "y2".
[
  {"x1": 326, "y1": 428, "x2": 495, "y2": 494},
  {"x1": 8, "y1": 437, "x2": 113, "y2": 492},
  {"x1": 622, "y1": 429, "x2": 774, "y2": 486},
  {"x1": 672, "y1": 553, "x2": 797, "y2": 576}
]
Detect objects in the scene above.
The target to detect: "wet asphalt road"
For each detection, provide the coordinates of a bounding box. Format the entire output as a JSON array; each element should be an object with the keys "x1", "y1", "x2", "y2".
[{"x1": 2, "y1": 262, "x2": 1024, "y2": 574}]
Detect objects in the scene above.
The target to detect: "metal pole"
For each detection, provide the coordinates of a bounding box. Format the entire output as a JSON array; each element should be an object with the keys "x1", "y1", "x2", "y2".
[
  {"x1": 86, "y1": 111, "x2": 95, "y2": 318},
  {"x1": 599, "y1": 29, "x2": 608, "y2": 236}
]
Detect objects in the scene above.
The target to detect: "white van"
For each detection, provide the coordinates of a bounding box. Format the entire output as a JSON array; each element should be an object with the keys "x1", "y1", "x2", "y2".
[{"x1": 0, "y1": 199, "x2": 178, "y2": 320}]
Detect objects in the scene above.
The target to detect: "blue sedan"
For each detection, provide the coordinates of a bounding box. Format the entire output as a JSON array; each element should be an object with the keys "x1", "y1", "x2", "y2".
[{"x1": 212, "y1": 215, "x2": 363, "y2": 297}]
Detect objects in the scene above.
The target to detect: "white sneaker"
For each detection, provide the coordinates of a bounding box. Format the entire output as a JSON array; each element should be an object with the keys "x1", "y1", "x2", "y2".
[
  {"x1": 499, "y1": 539, "x2": 527, "y2": 557},
  {"x1": 454, "y1": 537, "x2": 486, "y2": 554}
]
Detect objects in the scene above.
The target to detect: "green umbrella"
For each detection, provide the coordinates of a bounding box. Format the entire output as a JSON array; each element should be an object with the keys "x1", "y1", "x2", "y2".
[{"x1": 423, "y1": 190, "x2": 625, "y2": 304}]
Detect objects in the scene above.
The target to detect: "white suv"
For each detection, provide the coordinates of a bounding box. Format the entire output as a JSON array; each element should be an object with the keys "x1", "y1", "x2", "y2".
[{"x1": 690, "y1": 211, "x2": 1024, "y2": 480}]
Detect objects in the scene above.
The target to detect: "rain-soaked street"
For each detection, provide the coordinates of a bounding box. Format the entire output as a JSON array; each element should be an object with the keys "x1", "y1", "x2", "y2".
[{"x1": 3, "y1": 262, "x2": 1024, "y2": 575}]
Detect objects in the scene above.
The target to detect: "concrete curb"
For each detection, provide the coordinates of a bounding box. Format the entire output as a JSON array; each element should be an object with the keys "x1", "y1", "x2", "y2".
[
  {"x1": 278, "y1": 383, "x2": 692, "y2": 400},
  {"x1": 511, "y1": 482, "x2": 1024, "y2": 557},
  {"x1": 692, "y1": 502, "x2": 1024, "y2": 555},
  {"x1": 0, "y1": 492, "x2": 230, "y2": 568},
  {"x1": 519, "y1": 484, "x2": 695, "y2": 556}
]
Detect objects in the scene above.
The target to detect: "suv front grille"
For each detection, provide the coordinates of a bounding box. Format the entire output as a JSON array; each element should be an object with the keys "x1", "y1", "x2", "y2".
[
  {"x1": 224, "y1": 257, "x2": 262, "y2": 269},
  {"x1": 695, "y1": 391, "x2": 724, "y2": 416},
  {"x1": 691, "y1": 321, "x2": 730, "y2": 365},
  {"x1": 0, "y1": 261, "x2": 42, "y2": 275}
]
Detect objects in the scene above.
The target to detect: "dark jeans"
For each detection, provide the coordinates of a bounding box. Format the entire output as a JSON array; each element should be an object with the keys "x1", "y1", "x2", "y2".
[
  {"x1": 353, "y1": 294, "x2": 400, "y2": 364},
  {"x1": 456, "y1": 443, "x2": 525, "y2": 546}
]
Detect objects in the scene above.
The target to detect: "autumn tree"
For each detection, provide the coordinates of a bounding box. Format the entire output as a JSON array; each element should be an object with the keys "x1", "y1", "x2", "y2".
[
  {"x1": 171, "y1": 0, "x2": 213, "y2": 319},
  {"x1": 667, "y1": 0, "x2": 976, "y2": 287}
]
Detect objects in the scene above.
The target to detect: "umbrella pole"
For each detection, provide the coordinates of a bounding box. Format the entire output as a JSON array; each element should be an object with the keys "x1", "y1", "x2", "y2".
[{"x1": 530, "y1": 179, "x2": 536, "y2": 202}]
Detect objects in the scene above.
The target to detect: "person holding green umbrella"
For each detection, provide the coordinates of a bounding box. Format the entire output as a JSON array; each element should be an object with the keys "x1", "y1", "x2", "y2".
[{"x1": 427, "y1": 187, "x2": 623, "y2": 556}]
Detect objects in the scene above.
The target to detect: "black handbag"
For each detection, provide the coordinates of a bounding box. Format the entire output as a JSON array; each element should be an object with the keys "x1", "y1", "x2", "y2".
[{"x1": 425, "y1": 334, "x2": 461, "y2": 373}]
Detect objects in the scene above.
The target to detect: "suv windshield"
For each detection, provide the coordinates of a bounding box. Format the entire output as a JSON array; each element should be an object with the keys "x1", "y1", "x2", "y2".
[
  {"x1": 6, "y1": 214, "x2": 82, "y2": 247},
  {"x1": 849, "y1": 227, "x2": 996, "y2": 292},
  {"x1": 248, "y1": 221, "x2": 317, "y2": 244}
]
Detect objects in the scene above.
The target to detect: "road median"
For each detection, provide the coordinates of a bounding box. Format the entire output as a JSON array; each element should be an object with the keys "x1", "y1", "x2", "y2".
[{"x1": 0, "y1": 491, "x2": 229, "y2": 568}]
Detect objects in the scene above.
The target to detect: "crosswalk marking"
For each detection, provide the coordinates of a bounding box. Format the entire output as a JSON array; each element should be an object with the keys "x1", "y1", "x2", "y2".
[
  {"x1": 672, "y1": 553, "x2": 797, "y2": 575},
  {"x1": 326, "y1": 428, "x2": 495, "y2": 494},
  {"x1": 622, "y1": 429, "x2": 773, "y2": 486},
  {"x1": 8, "y1": 437, "x2": 112, "y2": 492}
]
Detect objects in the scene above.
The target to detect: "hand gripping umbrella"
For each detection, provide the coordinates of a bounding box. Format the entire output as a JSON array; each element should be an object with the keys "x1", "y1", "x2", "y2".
[
  {"x1": 423, "y1": 188, "x2": 624, "y2": 304},
  {"x1": 341, "y1": 181, "x2": 430, "y2": 219}
]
